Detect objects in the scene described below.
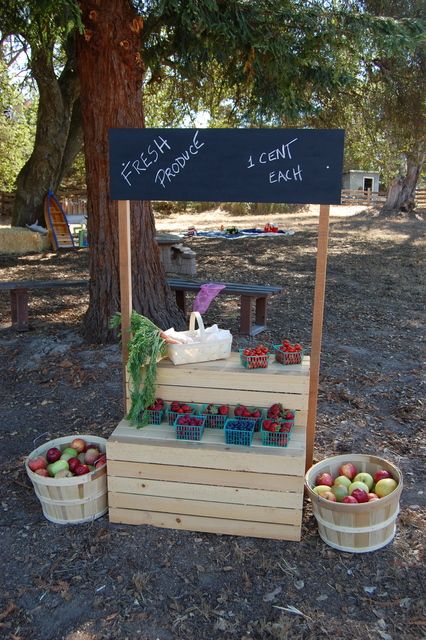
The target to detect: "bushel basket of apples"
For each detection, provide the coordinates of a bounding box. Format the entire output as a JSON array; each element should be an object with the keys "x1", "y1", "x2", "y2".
[
  {"x1": 305, "y1": 454, "x2": 403, "y2": 553},
  {"x1": 25, "y1": 435, "x2": 108, "y2": 525}
]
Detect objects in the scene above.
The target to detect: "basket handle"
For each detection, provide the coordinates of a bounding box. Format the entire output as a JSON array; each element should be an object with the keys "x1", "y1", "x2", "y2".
[{"x1": 188, "y1": 311, "x2": 206, "y2": 342}]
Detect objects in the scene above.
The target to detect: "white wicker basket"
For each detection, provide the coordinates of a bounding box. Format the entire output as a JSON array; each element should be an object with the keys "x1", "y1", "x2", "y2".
[{"x1": 166, "y1": 311, "x2": 232, "y2": 365}]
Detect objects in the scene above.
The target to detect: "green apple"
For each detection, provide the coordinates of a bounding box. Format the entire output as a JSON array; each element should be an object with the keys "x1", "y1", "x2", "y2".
[
  {"x1": 60, "y1": 451, "x2": 76, "y2": 462},
  {"x1": 353, "y1": 472, "x2": 374, "y2": 491},
  {"x1": 47, "y1": 459, "x2": 69, "y2": 476},
  {"x1": 333, "y1": 475, "x2": 352, "y2": 489},
  {"x1": 375, "y1": 478, "x2": 397, "y2": 497},
  {"x1": 348, "y1": 480, "x2": 370, "y2": 495},
  {"x1": 331, "y1": 484, "x2": 349, "y2": 502},
  {"x1": 62, "y1": 447, "x2": 78, "y2": 457}
]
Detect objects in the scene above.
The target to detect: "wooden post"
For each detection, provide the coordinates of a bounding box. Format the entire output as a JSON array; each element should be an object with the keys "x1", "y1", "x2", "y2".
[
  {"x1": 306, "y1": 204, "x2": 330, "y2": 471},
  {"x1": 118, "y1": 200, "x2": 132, "y2": 413}
]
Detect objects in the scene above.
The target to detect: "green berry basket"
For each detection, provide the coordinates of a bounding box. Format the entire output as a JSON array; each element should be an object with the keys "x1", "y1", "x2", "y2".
[
  {"x1": 200, "y1": 404, "x2": 229, "y2": 429},
  {"x1": 173, "y1": 414, "x2": 206, "y2": 441},
  {"x1": 224, "y1": 418, "x2": 256, "y2": 446},
  {"x1": 143, "y1": 407, "x2": 165, "y2": 425},
  {"x1": 273, "y1": 345, "x2": 304, "y2": 366},
  {"x1": 239, "y1": 349, "x2": 271, "y2": 369},
  {"x1": 261, "y1": 420, "x2": 294, "y2": 447},
  {"x1": 233, "y1": 405, "x2": 265, "y2": 431},
  {"x1": 166, "y1": 402, "x2": 200, "y2": 426}
]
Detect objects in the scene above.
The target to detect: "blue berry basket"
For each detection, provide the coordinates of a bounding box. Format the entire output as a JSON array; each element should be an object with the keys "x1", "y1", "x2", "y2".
[
  {"x1": 173, "y1": 414, "x2": 206, "y2": 441},
  {"x1": 224, "y1": 418, "x2": 256, "y2": 446},
  {"x1": 261, "y1": 420, "x2": 294, "y2": 447},
  {"x1": 166, "y1": 402, "x2": 200, "y2": 426},
  {"x1": 273, "y1": 345, "x2": 304, "y2": 366},
  {"x1": 239, "y1": 349, "x2": 272, "y2": 370},
  {"x1": 200, "y1": 404, "x2": 229, "y2": 429}
]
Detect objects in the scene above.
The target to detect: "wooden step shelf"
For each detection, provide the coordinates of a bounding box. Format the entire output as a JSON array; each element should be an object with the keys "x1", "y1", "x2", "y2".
[{"x1": 107, "y1": 353, "x2": 309, "y2": 540}]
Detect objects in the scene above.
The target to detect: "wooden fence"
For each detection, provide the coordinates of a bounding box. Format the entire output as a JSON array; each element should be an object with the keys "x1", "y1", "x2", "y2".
[
  {"x1": 1, "y1": 188, "x2": 425, "y2": 216},
  {"x1": 415, "y1": 189, "x2": 426, "y2": 208},
  {"x1": 340, "y1": 189, "x2": 386, "y2": 206}
]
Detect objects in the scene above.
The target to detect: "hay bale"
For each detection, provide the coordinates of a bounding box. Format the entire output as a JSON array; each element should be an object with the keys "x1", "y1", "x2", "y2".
[{"x1": 0, "y1": 227, "x2": 50, "y2": 255}]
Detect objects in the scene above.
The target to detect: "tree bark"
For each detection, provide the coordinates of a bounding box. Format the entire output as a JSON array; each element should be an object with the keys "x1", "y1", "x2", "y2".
[
  {"x1": 381, "y1": 150, "x2": 426, "y2": 215},
  {"x1": 76, "y1": 0, "x2": 185, "y2": 343},
  {"x1": 12, "y1": 40, "x2": 82, "y2": 227}
]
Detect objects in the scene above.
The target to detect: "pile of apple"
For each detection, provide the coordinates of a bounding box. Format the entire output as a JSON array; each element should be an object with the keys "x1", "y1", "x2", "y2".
[
  {"x1": 28, "y1": 437, "x2": 106, "y2": 479},
  {"x1": 313, "y1": 461, "x2": 398, "y2": 504}
]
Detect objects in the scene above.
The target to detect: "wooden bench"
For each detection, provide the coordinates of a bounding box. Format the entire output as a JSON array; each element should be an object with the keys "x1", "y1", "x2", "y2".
[
  {"x1": 0, "y1": 278, "x2": 282, "y2": 336},
  {"x1": 167, "y1": 278, "x2": 283, "y2": 336},
  {"x1": 0, "y1": 279, "x2": 87, "y2": 331}
]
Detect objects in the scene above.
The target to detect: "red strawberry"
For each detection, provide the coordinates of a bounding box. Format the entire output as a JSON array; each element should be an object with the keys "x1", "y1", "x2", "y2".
[{"x1": 218, "y1": 405, "x2": 229, "y2": 415}]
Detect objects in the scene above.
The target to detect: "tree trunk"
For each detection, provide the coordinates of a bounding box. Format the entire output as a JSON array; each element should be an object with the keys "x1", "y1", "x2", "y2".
[
  {"x1": 76, "y1": 0, "x2": 185, "y2": 343},
  {"x1": 381, "y1": 150, "x2": 426, "y2": 215},
  {"x1": 12, "y1": 41, "x2": 81, "y2": 227}
]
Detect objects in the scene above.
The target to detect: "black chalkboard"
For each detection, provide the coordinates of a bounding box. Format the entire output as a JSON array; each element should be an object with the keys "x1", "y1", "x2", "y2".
[{"x1": 109, "y1": 128, "x2": 344, "y2": 204}]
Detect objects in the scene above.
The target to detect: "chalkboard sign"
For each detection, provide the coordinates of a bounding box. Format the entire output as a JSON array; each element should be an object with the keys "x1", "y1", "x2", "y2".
[{"x1": 109, "y1": 128, "x2": 344, "y2": 204}]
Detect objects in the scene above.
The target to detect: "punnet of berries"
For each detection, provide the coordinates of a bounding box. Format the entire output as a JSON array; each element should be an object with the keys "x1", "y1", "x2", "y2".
[
  {"x1": 273, "y1": 339, "x2": 304, "y2": 365},
  {"x1": 167, "y1": 401, "x2": 199, "y2": 425},
  {"x1": 144, "y1": 398, "x2": 165, "y2": 424},
  {"x1": 224, "y1": 418, "x2": 256, "y2": 446},
  {"x1": 174, "y1": 414, "x2": 205, "y2": 441},
  {"x1": 240, "y1": 344, "x2": 271, "y2": 369},
  {"x1": 202, "y1": 403, "x2": 229, "y2": 428},
  {"x1": 233, "y1": 404, "x2": 264, "y2": 430}
]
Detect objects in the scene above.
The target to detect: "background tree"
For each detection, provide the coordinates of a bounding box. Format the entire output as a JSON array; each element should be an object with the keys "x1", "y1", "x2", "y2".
[
  {"x1": 0, "y1": 0, "x2": 83, "y2": 225},
  {"x1": 0, "y1": 57, "x2": 37, "y2": 191}
]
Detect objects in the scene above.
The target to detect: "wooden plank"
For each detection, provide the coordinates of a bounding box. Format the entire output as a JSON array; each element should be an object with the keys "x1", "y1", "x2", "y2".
[
  {"x1": 157, "y1": 352, "x2": 310, "y2": 377},
  {"x1": 108, "y1": 422, "x2": 306, "y2": 447},
  {"x1": 107, "y1": 460, "x2": 305, "y2": 492},
  {"x1": 156, "y1": 365, "x2": 310, "y2": 394},
  {"x1": 118, "y1": 200, "x2": 132, "y2": 413},
  {"x1": 108, "y1": 476, "x2": 303, "y2": 509},
  {"x1": 107, "y1": 439, "x2": 306, "y2": 475},
  {"x1": 109, "y1": 508, "x2": 301, "y2": 540},
  {"x1": 307, "y1": 203, "x2": 329, "y2": 470},
  {"x1": 154, "y1": 385, "x2": 309, "y2": 410},
  {"x1": 108, "y1": 492, "x2": 302, "y2": 525}
]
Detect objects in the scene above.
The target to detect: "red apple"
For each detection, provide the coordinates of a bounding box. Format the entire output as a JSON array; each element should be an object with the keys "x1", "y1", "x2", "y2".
[
  {"x1": 343, "y1": 496, "x2": 358, "y2": 504},
  {"x1": 338, "y1": 462, "x2": 358, "y2": 480},
  {"x1": 46, "y1": 447, "x2": 62, "y2": 464},
  {"x1": 68, "y1": 457, "x2": 80, "y2": 473},
  {"x1": 94, "y1": 454, "x2": 107, "y2": 469},
  {"x1": 74, "y1": 464, "x2": 90, "y2": 476},
  {"x1": 84, "y1": 448, "x2": 101, "y2": 465},
  {"x1": 28, "y1": 456, "x2": 47, "y2": 472},
  {"x1": 351, "y1": 488, "x2": 369, "y2": 503},
  {"x1": 316, "y1": 472, "x2": 333, "y2": 487},
  {"x1": 71, "y1": 438, "x2": 87, "y2": 453},
  {"x1": 367, "y1": 493, "x2": 380, "y2": 501},
  {"x1": 34, "y1": 468, "x2": 49, "y2": 477},
  {"x1": 373, "y1": 469, "x2": 392, "y2": 484}
]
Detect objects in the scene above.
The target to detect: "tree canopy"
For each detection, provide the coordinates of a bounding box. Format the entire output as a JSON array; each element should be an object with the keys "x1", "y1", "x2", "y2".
[{"x1": 0, "y1": 0, "x2": 424, "y2": 341}]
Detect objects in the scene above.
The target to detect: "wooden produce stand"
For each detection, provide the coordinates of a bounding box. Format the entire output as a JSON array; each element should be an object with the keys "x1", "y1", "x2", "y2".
[
  {"x1": 108, "y1": 353, "x2": 309, "y2": 540},
  {"x1": 107, "y1": 127, "x2": 344, "y2": 541}
]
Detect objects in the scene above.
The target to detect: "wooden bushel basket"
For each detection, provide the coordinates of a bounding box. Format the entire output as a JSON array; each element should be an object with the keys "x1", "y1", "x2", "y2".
[
  {"x1": 305, "y1": 454, "x2": 403, "y2": 553},
  {"x1": 25, "y1": 435, "x2": 108, "y2": 524}
]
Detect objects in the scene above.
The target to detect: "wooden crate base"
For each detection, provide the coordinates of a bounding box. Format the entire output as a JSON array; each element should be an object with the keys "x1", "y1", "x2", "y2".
[{"x1": 107, "y1": 354, "x2": 309, "y2": 541}]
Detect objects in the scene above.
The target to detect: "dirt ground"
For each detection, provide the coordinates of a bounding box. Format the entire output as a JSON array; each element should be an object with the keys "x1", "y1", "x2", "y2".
[{"x1": 0, "y1": 206, "x2": 425, "y2": 640}]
